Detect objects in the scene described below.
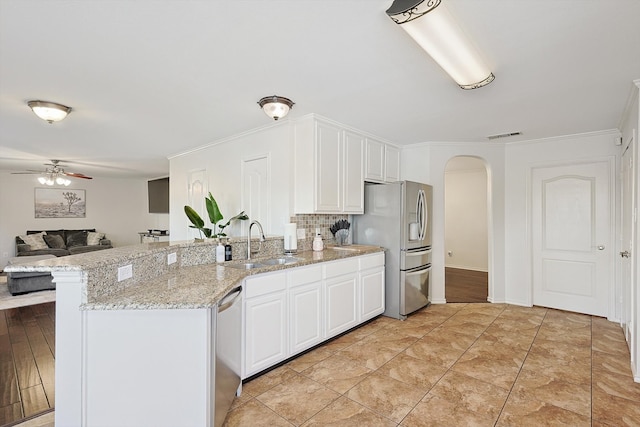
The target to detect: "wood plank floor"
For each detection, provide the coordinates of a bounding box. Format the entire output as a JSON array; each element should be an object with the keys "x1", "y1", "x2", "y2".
[
  {"x1": 0, "y1": 302, "x2": 55, "y2": 426},
  {"x1": 445, "y1": 267, "x2": 488, "y2": 303}
]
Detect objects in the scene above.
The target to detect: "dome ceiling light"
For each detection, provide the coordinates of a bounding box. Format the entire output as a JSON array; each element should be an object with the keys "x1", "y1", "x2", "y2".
[
  {"x1": 27, "y1": 100, "x2": 72, "y2": 123},
  {"x1": 386, "y1": 0, "x2": 495, "y2": 90},
  {"x1": 258, "y1": 96, "x2": 294, "y2": 120}
]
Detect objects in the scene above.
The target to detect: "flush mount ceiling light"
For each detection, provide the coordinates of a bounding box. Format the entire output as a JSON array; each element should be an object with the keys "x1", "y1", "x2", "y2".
[
  {"x1": 258, "y1": 96, "x2": 294, "y2": 120},
  {"x1": 27, "y1": 100, "x2": 72, "y2": 123},
  {"x1": 386, "y1": 0, "x2": 494, "y2": 89}
]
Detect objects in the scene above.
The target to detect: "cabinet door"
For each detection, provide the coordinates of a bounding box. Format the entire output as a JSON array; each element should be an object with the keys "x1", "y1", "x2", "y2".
[
  {"x1": 290, "y1": 281, "x2": 323, "y2": 355},
  {"x1": 343, "y1": 130, "x2": 364, "y2": 213},
  {"x1": 360, "y1": 267, "x2": 385, "y2": 321},
  {"x1": 244, "y1": 291, "x2": 287, "y2": 377},
  {"x1": 325, "y1": 273, "x2": 358, "y2": 337},
  {"x1": 315, "y1": 120, "x2": 343, "y2": 212},
  {"x1": 365, "y1": 138, "x2": 385, "y2": 183},
  {"x1": 385, "y1": 145, "x2": 400, "y2": 182}
]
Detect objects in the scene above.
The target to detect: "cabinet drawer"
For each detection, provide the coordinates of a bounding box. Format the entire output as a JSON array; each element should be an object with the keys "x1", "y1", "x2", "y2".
[
  {"x1": 324, "y1": 257, "x2": 359, "y2": 279},
  {"x1": 289, "y1": 265, "x2": 322, "y2": 287},
  {"x1": 245, "y1": 272, "x2": 287, "y2": 298},
  {"x1": 359, "y1": 252, "x2": 384, "y2": 270}
]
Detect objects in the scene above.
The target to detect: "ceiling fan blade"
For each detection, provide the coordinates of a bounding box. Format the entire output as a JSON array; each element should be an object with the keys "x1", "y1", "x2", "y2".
[
  {"x1": 64, "y1": 172, "x2": 93, "y2": 179},
  {"x1": 10, "y1": 171, "x2": 39, "y2": 174}
]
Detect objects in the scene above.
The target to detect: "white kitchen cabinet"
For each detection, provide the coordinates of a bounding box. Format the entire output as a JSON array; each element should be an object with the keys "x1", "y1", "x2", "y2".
[
  {"x1": 364, "y1": 137, "x2": 385, "y2": 183},
  {"x1": 365, "y1": 137, "x2": 401, "y2": 183},
  {"x1": 242, "y1": 252, "x2": 384, "y2": 378},
  {"x1": 289, "y1": 265, "x2": 324, "y2": 354},
  {"x1": 343, "y1": 130, "x2": 365, "y2": 213},
  {"x1": 324, "y1": 257, "x2": 360, "y2": 337},
  {"x1": 385, "y1": 145, "x2": 400, "y2": 182},
  {"x1": 243, "y1": 272, "x2": 288, "y2": 377},
  {"x1": 359, "y1": 253, "x2": 385, "y2": 322},
  {"x1": 294, "y1": 115, "x2": 363, "y2": 214},
  {"x1": 325, "y1": 273, "x2": 358, "y2": 337}
]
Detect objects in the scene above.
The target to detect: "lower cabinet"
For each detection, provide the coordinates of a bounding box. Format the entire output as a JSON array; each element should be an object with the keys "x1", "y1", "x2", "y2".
[
  {"x1": 360, "y1": 254, "x2": 385, "y2": 322},
  {"x1": 243, "y1": 272, "x2": 288, "y2": 377},
  {"x1": 243, "y1": 252, "x2": 384, "y2": 379}
]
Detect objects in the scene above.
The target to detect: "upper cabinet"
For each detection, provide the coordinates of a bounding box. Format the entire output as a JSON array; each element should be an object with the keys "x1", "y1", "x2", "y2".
[
  {"x1": 364, "y1": 138, "x2": 401, "y2": 183},
  {"x1": 294, "y1": 116, "x2": 364, "y2": 214}
]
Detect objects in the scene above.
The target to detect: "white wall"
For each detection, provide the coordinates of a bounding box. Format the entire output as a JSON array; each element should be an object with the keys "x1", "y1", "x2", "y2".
[
  {"x1": 0, "y1": 172, "x2": 168, "y2": 269},
  {"x1": 169, "y1": 122, "x2": 293, "y2": 241},
  {"x1": 444, "y1": 159, "x2": 488, "y2": 271}
]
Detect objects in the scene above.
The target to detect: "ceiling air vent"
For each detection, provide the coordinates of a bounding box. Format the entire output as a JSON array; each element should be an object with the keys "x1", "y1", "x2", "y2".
[{"x1": 487, "y1": 131, "x2": 522, "y2": 140}]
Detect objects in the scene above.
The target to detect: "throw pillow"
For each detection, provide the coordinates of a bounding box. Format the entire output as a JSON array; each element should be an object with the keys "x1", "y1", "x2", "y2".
[
  {"x1": 19, "y1": 232, "x2": 48, "y2": 250},
  {"x1": 87, "y1": 232, "x2": 105, "y2": 246},
  {"x1": 66, "y1": 230, "x2": 88, "y2": 247},
  {"x1": 44, "y1": 234, "x2": 66, "y2": 249}
]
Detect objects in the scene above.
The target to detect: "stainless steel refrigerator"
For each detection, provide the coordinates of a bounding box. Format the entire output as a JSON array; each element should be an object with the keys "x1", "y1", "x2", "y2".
[{"x1": 352, "y1": 181, "x2": 432, "y2": 320}]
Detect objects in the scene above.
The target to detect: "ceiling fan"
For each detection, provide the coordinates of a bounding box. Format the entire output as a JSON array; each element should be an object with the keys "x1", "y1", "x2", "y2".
[{"x1": 11, "y1": 159, "x2": 93, "y2": 186}]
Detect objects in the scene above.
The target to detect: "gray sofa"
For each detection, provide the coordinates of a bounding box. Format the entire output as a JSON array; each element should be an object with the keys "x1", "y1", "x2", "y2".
[
  {"x1": 15, "y1": 229, "x2": 112, "y2": 257},
  {"x1": 6, "y1": 255, "x2": 56, "y2": 295}
]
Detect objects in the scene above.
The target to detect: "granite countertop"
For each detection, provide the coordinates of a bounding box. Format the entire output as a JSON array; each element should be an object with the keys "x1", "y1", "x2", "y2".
[
  {"x1": 5, "y1": 242, "x2": 384, "y2": 311},
  {"x1": 84, "y1": 245, "x2": 383, "y2": 310}
]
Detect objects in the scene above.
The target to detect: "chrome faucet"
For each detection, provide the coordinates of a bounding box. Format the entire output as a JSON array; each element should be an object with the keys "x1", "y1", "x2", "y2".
[{"x1": 247, "y1": 220, "x2": 266, "y2": 260}]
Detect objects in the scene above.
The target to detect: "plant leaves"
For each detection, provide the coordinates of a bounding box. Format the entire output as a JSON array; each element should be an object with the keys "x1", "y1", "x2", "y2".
[
  {"x1": 206, "y1": 192, "x2": 224, "y2": 225},
  {"x1": 184, "y1": 205, "x2": 205, "y2": 228}
]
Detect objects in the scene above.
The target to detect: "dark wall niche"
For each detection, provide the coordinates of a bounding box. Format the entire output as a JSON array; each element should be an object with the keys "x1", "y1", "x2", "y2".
[{"x1": 148, "y1": 177, "x2": 169, "y2": 213}]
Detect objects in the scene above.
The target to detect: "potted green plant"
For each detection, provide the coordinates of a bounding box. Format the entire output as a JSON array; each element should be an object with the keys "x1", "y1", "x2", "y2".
[{"x1": 184, "y1": 192, "x2": 249, "y2": 240}]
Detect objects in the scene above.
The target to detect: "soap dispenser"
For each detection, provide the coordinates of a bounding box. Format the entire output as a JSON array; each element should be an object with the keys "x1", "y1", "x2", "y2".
[
  {"x1": 216, "y1": 240, "x2": 225, "y2": 263},
  {"x1": 312, "y1": 228, "x2": 324, "y2": 252}
]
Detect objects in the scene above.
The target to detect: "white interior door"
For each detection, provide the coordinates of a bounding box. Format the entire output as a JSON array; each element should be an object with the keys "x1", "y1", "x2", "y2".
[
  {"x1": 532, "y1": 161, "x2": 613, "y2": 316},
  {"x1": 621, "y1": 134, "x2": 636, "y2": 357},
  {"x1": 242, "y1": 155, "x2": 270, "y2": 234}
]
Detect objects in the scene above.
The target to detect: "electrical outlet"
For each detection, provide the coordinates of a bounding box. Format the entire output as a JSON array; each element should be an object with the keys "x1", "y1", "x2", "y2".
[
  {"x1": 118, "y1": 264, "x2": 133, "y2": 281},
  {"x1": 296, "y1": 228, "x2": 306, "y2": 239},
  {"x1": 167, "y1": 252, "x2": 177, "y2": 265}
]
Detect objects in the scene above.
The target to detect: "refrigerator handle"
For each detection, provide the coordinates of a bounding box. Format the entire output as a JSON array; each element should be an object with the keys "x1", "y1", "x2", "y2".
[
  {"x1": 406, "y1": 249, "x2": 431, "y2": 256},
  {"x1": 417, "y1": 189, "x2": 426, "y2": 241},
  {"x1": 406, "y1": 266, "x2": 432, "y2": 277}
]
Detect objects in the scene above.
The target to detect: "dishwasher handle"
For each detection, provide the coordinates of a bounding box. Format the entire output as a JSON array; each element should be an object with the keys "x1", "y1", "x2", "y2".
[{"x1": 218, "y1": 286, "x2": 242, "y2": 313}]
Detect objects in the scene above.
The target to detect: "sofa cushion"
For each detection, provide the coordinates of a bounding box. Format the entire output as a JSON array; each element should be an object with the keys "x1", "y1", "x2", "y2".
[
  {"x1": 19, "y1": 232, "x2": 48, "y2": 250},
  {"x1": 44, "y1": 234, "x2": 67, "y2": 249},
  {"x1": 66, "y1": 230, "x2": 88, "y2": 247},
  {"x1": 18, "y1": 248, "x2": 70, "y2": 257},
  {"x1": 87, "y1": 231, "x2": 105, "y2": 245}
]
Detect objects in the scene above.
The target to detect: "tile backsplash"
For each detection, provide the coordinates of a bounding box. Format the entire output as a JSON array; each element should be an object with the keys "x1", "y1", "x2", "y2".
[{"x1": 290, "y1": 214, "x2": 352, "y2": 251}]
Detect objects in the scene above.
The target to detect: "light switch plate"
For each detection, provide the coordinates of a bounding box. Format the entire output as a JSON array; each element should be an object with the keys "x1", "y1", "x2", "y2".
[
  {"x1": 167, "y1": 252, "x2": 177, "y2": 265},
  {"x1": 118, "y1": 264, "x2": 133, "y2": 281}
]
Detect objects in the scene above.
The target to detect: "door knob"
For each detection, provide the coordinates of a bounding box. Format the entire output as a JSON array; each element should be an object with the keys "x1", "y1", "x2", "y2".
[
  {"x1": 597, "y1": 245, "x2": 605, "y2": 250},
  {"x1": 620, "y1": 251, "x2": 631, "y2": 258}
]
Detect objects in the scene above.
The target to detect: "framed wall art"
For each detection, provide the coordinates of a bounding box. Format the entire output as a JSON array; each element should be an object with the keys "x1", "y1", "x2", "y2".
[{"x1": 35, "y1": 188, "x2": 86, "y2": 218}]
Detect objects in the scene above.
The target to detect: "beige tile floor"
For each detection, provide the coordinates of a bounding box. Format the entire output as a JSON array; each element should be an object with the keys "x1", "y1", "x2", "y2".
[{"x1": 224, "y1": 303, "x2": 640, "y2": 426}]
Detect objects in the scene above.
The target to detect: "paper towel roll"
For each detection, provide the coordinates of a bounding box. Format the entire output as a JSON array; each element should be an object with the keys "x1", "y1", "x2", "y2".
[{"x1": 284, "y1": 223, "x2": 297, "y2": 252}]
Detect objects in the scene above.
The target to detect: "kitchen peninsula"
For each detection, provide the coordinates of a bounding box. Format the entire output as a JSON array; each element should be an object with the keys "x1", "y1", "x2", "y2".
[{"x1": 5, "y1": 240, "x2": 384, "y2": 427}]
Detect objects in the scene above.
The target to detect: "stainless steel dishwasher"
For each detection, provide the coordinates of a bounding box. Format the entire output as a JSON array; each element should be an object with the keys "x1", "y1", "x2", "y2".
[{"x1": 214, "y1": 285, "x2": 242, "y2": 427}]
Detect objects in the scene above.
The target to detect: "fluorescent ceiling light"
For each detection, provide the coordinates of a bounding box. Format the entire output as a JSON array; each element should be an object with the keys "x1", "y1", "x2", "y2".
[{"x1": 386, "y1": 0, "x2": 494, "y2": 89}]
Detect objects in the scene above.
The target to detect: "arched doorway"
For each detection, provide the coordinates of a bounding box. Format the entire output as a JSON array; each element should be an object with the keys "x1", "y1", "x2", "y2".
[{"x1": 444, "y1": 156, "x2": 489, "y2": 302}]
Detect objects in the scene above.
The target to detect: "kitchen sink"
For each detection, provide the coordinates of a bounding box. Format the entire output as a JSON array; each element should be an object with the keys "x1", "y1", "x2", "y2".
[
  {"x1": 327, "y1": 245, "x2": 363, "y2": 252},
  {"x1": 261, "y1": 257, "x2": 303, "y2": 266},
  {"x1": 225, "y1": 262, "x2": 265, "y2": 270}
]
